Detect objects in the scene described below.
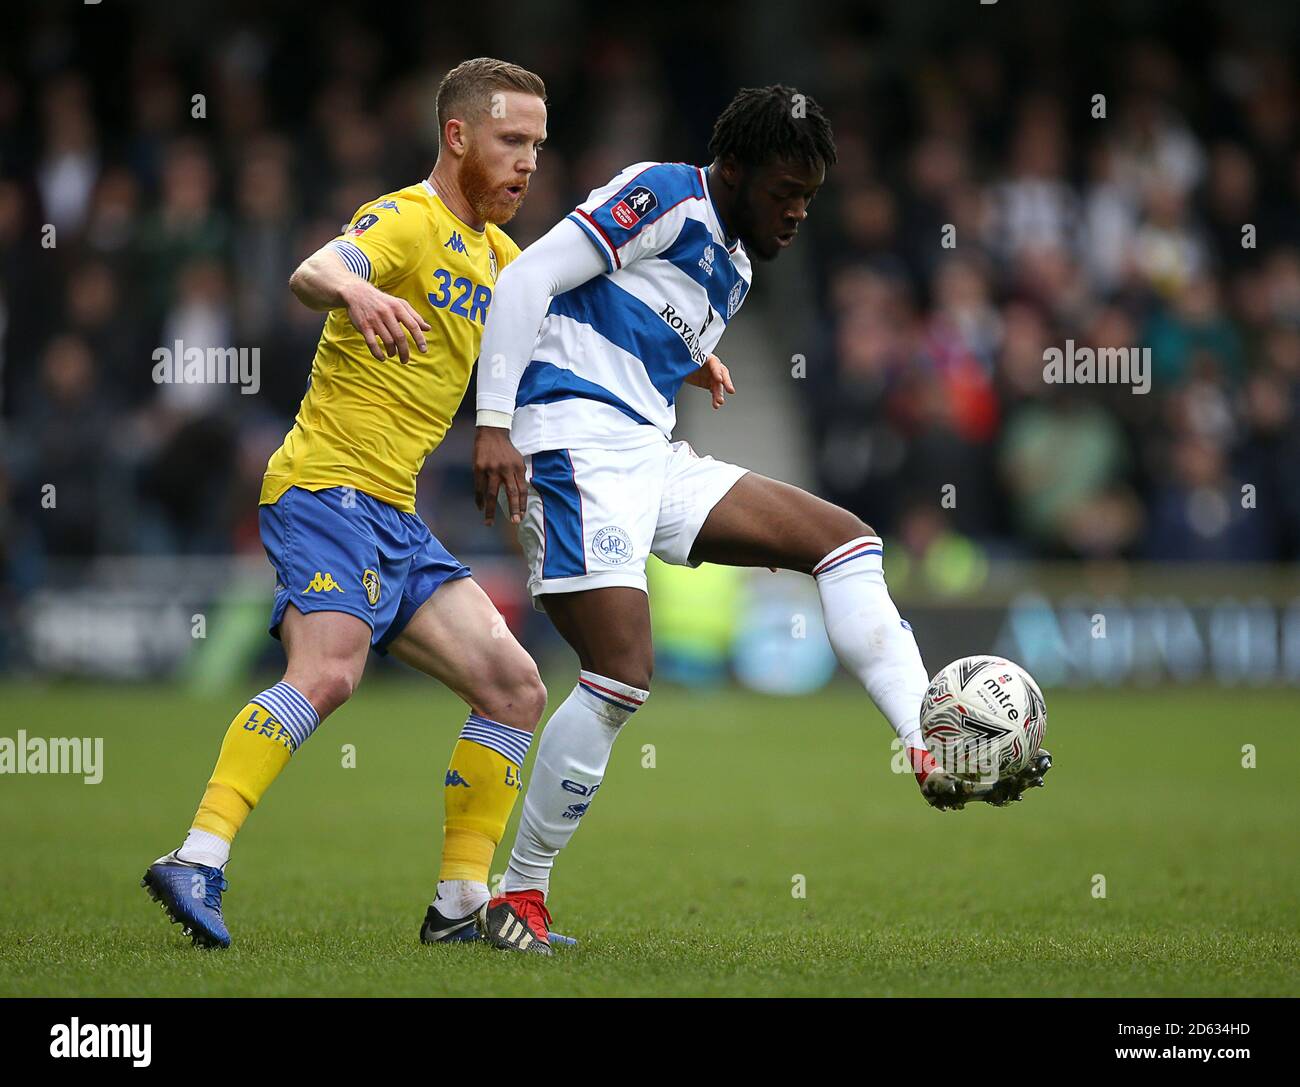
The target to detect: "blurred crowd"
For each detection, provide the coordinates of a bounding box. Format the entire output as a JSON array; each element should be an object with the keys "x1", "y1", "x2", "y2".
[
  {"x1": 805, "y1": 27, "x2": 1300, "y2": 564},
  {"x1": 2, "y1": 0, "x2": 1299, "y2": 595}
]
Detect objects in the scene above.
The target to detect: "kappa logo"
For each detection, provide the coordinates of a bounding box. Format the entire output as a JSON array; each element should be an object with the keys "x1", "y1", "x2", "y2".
[
  {"x1": 373, "y1": 200, "x2": 400, "y2": 213},
  {"x1": 592, "y1": 526, "x2": 633, "y2": 566},
  {"x1": 301, "y1": 571, "x2": 344, "y2": 594},
  {"x1": 444, "y1": 231, "x2": 467, "y2": 254},
  {"x1": 445, "y1": 769, "x2": 470, "y2": 787},
  {"x1": 611, "y1": 185, "x2": 658, "y2": 228},
  {"x1": 362, "y1": 568, "x2": 381, "y2": 607}
]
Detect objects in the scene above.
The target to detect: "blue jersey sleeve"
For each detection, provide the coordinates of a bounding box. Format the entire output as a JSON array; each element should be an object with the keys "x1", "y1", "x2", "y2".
[{"x1": 567, "y1": 162, "x2": 705, "y2": 271}]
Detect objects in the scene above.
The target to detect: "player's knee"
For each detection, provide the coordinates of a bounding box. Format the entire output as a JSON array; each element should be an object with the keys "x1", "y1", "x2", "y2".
[
  {"x1": 801, "y1": 508, "x2": 877, "y2": 575},
  {"x1": 470, "y1": 652, "x2": 546, "y2": 728},
  {"x1": 585, "y1": 652, "x2": 652, "y2": 694},
  {"x1": 519, "y1": 670, "x2": 548, "y2": 726},
  {"x1": 297, "y1": 664, "x2": 359, "y2": 719},
  {"x1": 484, "y1": 667, "x2": 547, "y2": 729}
]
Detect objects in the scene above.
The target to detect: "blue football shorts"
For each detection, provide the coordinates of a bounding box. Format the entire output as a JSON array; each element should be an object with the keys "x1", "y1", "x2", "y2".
[{"x1": 258, "y1": 485, "x2": 471, "y2": 654}]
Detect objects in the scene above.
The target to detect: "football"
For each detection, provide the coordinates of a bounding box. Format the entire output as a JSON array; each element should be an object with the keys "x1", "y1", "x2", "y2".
[{"x1": 920, "y1": 656, "x2": 1048, "y2": 782}]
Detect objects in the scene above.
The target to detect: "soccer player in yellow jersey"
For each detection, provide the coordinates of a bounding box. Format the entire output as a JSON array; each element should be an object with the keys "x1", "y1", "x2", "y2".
[{"x1": 142, "y1": 58, "x2": 556, "y2": 950}]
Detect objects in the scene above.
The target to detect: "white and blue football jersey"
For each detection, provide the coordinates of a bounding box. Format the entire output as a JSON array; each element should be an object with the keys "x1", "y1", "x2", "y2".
[{"x1": 509, "y1": 162, "x2": 752, "y2": 454}]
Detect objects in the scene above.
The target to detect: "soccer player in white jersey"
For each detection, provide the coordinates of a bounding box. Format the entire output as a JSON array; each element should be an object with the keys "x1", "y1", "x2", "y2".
[{"x1": 471, "y1": 86, "x2": 1050, "y2": 953}]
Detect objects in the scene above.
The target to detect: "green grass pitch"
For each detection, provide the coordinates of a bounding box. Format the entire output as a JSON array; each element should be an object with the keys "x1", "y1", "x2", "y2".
[{"x1": 0, "y1": 680, "x2": 1296, "y2": 996}]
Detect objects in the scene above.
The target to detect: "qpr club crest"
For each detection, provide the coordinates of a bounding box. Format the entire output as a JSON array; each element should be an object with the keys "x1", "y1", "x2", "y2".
[
  {"x1": 592, "y1": 526, "x2": 633, "y2": 566},
  {"x1": 726, "y1": 280, "x2": 744, "y2": 319}
]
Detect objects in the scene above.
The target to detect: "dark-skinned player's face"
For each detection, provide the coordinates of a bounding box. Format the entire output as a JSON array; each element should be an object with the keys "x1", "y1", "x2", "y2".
[{"x1": 730, "y1": 157, "x2": 825, "y2": 261}]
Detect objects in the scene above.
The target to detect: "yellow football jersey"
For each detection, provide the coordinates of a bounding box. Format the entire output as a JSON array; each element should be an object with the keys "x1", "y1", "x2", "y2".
[{"x1": 260, "y1": 180, "x2": 520, "y2": 513}]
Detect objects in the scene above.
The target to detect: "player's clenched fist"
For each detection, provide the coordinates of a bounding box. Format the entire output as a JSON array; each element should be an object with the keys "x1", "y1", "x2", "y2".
[
  {"x1": 340, "y1": 279, "x2": 431, "y2": 364},
  {"x1": 474, "y1": 426, "x2": 528, "y2": 527}
]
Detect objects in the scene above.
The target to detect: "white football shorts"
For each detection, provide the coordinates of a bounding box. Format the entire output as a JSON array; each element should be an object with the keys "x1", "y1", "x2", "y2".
[{"x1": 518, "y1": 439, "x2": 748, "y2": 604}]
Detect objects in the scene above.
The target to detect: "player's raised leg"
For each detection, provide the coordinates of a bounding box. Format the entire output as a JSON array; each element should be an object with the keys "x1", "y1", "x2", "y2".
[
  {"x1": 481, "y1": 586, "x2": 652, "y2": 954},
  {"x1": 689, "y1": 472, "x2": 959, "y2": 805},
  {"x1": 142, "y1": 607, "x2": 369, "y2": 948},
  {"x1": 383, "y1": 575, "x2": 549, "y2": 942}
]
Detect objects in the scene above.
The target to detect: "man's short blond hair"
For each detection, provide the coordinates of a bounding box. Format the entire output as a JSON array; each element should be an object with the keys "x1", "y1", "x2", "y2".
[{"x1": 435, "y1": 57, "x2": 546, "y2": 144}]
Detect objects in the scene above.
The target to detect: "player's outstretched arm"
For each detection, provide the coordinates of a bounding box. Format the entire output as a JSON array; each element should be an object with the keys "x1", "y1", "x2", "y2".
[
  {"x1": 474, "y1": 218, "x2": 608, "y2": 526},
  {"x1": 289, "y1": 246, "x2": 429, "y2": 363}
]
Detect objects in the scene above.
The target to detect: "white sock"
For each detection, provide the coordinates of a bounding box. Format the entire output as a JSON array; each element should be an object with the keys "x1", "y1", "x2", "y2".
[
  {"x1": 503, "y1": 670, "x2": 648, "y2": 897},
  {"x1": 176, "y1": 827, "x2": 230, "y2": 870},
  {"x1": 434, "y1": 879, "x2": 489, "y2": 918},
  {"x1": 814, "y1": 536, "x2": 928, "y2": 750}
]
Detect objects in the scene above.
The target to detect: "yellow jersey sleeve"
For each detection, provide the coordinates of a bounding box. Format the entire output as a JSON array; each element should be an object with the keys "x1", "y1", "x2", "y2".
[{"x1": 330, "y1": 194, "x2": 431, "y2": 289}]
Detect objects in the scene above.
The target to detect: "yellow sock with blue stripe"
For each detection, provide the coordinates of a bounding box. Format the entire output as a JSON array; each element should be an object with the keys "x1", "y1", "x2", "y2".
[
  {"x1": 179, "y1": 681, "x2": 321, "y2": 868},
  {"x1": 439, "y1": 714, "x2": 533, "y2": 884}
]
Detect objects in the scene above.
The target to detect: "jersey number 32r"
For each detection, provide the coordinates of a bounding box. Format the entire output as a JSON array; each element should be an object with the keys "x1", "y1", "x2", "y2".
[{"x1": 428, "y1": 269, "x2": 493, "y2": 325}]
